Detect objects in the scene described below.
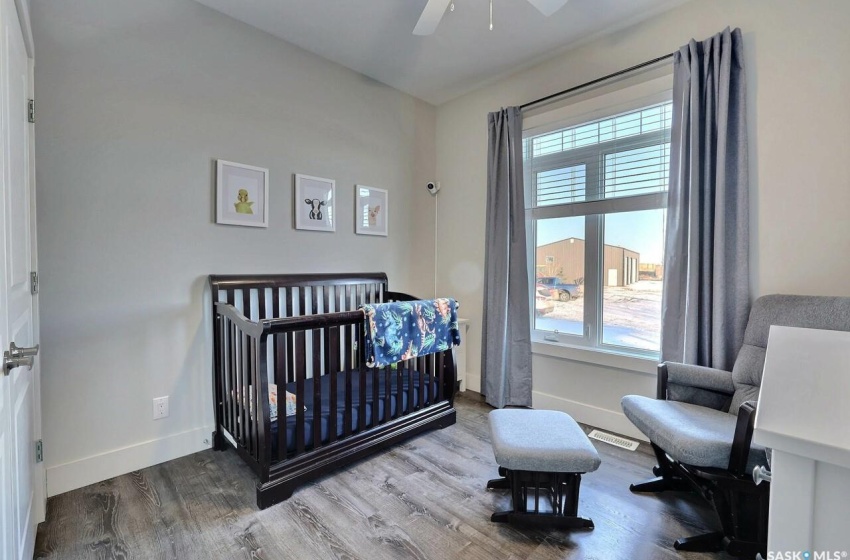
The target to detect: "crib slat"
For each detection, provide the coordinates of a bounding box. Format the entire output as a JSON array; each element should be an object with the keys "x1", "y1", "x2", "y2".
[
  {"x1": 371, "y1": 362, "x2": 379, "y2": 427},
  {"x1": 343, "y1": 285, "x2": 353, "y2": 438},
  {"x1": 438, "y1": 351, "x2": 445, "y2": 403},
  {"x1": 234, "y1": 290, "x2": 245, "y2": 448},
  {"x1": 280, "y1": 318, "x2": 293, "y2": 461},
  {"x1": 407, "y1": 358, "x2": 415, "y2": 415},
  {"x1": 395, "y1": 360, "x2": 403, "y2": 419},
  {"x1": 272, "y1": 287, "x2": 282, "y2": 441},
  {"x1": 256, "y1": 336, "x2": 268, "y2": 466},
  {"x1": 358, "y1": 361, "x2": 367, "y2": 433},
  {"x1": 312, "y1": 326, "x2": 322, "y2": 450},
  {"x1": 419, "y1": 356, "x2": 428, "y2": 411},
  {"x1": 326, "y1": 326, "x2": 337, "y2": 445},
  {"x1": 383, "y1": 365, "x2": 391, "y2": 423},
  {"x1": 258, "y1": 288, "x2": 267, "y2": 320},
  {"x1": 276, "y1": 288, "x2": 294, "y2": 386},
  {"x1": 250, "y1": 336, "x2": 259, "y2": 459},
  {"x1": 295, "y1": 329, "x2": 306, "y2": 455},
  {"x1": 248, "y1": 332, "x2": 256, "y2": 456},
  {"x1": 239, "y1": 330, "x2": 248, "y2": 451},
  {"x1": 228, "y1": 319, "x2": 236, "y2": 441},
  {"x1": 221, "y1": 316, "x2": 230, "y2": 438}
]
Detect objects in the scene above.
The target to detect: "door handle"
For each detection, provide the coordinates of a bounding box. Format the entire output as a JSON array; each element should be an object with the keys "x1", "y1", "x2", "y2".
[{"x1": 3, "y1": 342, "x2": 38, "y2": 375}]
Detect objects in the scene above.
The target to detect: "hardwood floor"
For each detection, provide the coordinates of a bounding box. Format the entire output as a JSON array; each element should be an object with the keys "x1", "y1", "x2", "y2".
[{"x1": 35, "y1": 396, "x2": 732, "y2": 560}]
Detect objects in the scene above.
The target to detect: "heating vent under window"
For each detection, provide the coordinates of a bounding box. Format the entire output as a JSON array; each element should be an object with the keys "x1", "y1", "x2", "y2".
[{"x1": 588, "y1": 429, "x2": 640, "y2": 451}]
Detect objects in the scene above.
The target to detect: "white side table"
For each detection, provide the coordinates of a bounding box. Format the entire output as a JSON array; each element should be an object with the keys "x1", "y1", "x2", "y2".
[{"x1": 754, "y1": 326, "x2": 850, "y2": 556}]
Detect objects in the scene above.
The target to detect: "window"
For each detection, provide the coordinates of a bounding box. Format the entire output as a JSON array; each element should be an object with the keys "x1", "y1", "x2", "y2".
[{"x1": 526, "y1": 101, "x2": 671, "y2": 357}]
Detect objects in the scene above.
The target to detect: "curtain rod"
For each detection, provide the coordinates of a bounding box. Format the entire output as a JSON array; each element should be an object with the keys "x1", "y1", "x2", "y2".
[{"x1": 520, "y1": 52, "x2": 675, "y2": 112}]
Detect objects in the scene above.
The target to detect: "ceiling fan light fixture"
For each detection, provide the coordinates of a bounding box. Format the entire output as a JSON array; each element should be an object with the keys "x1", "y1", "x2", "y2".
[{"x1": 414, "y1": 0, "x2": 568, "y2": 35}]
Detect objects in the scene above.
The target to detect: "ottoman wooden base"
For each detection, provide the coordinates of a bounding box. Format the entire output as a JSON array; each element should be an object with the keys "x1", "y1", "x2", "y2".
[{"x1": 487, "y1": 469, "x2": 594, "y2": 530}]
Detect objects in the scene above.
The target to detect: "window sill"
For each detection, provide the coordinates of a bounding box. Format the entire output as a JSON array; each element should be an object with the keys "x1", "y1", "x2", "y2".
[{"x1": 531, "y1": 338, "x2": 658, "y2": 376}]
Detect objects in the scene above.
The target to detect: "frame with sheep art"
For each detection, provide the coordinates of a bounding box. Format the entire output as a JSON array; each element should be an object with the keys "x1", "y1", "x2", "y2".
[
  {"x1": 295, "y1": 174, "x2": 336, "y2": 232},
  {"x1": 216, "y1": 160, "x2": 269, "y2": 228},
  {"x1": 355, "y1": 185, "x2": 388, "y2": 237}
]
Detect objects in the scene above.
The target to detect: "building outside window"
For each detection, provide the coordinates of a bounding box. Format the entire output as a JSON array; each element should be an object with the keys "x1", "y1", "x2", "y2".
[{"x1": 525, "y1": 99, "x2": 671, "y2": 357}]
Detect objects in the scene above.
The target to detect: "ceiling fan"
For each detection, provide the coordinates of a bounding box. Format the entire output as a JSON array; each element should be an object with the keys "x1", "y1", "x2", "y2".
[{"x1": 413, "y1": 0, "x2": 569, "y2": 35}]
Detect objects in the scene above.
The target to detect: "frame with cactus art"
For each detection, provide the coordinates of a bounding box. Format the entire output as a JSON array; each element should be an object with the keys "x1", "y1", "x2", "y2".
[{"x1": 216, "y1": 160, "x2": 269, "y2": 228}]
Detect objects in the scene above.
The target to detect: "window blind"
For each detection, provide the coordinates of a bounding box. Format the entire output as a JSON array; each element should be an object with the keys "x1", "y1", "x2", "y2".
[{"x1": 526, "y1": 102, "x2": 672, "y2": 208}]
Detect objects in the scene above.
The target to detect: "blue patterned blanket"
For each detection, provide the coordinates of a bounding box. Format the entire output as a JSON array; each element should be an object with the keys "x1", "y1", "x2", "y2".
[{"x1": 361, "y1": 298, "x2": 461, "y2": 368}]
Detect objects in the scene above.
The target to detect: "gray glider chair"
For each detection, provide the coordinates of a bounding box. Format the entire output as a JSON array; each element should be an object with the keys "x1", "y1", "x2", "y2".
[{"x1": 622, "y1": 295, "x2": 850, "y2": 559}]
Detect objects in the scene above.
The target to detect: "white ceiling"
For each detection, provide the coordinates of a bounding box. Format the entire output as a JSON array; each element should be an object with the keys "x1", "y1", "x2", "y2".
[{"x1": 194, "y1": 0, "x2": 687, "y2": 105}]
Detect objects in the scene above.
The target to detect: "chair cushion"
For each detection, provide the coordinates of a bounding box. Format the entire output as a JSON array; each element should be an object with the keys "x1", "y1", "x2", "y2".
[
  {"x1": 488, "y1": 409, "x2": 601, "y2": 473},
  {"x1": 621, "y1": 395, "x2": 767, "y2": 472}
]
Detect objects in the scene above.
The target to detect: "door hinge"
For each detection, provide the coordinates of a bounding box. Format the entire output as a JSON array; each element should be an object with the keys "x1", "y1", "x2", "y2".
[
  {"x1": 28, "y1": 99, "x2": 34, "y2": 123},
  {"x1": 30, "y1": 271, "x2": 38, "y2": 295},
  {"x1": 35, "y1": 440, "x2": 43, "y2": 463}
]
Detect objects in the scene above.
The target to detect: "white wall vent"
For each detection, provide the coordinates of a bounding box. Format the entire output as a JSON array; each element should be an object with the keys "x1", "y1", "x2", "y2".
[{"x1": 588, "y1": 429, "x2": 639, "y2": 451}]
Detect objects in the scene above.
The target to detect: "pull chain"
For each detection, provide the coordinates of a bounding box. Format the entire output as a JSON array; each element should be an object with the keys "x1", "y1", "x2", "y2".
[{"x1": 489, "y1": 0, "x2": 493, "y2": 30}]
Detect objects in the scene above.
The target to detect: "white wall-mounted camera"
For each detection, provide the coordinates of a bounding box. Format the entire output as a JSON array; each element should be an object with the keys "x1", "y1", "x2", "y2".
[{"x1": 426, "y1": 181, "x2": 441, "y2": 195}]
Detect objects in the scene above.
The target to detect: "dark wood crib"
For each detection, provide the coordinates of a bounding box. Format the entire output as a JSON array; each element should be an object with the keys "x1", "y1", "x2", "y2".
[{"x1": 209, "y1": 273, "x2": 457, "y2": 509}]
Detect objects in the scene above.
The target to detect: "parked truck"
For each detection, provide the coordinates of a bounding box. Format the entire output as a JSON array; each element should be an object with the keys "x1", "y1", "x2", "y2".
[{"x1": 536, "y1": 276, "x2": 582, "y2": 302}]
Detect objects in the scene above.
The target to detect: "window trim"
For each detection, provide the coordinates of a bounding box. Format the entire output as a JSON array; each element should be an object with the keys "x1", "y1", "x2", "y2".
[{"x1": 525, "y1": 84, "x2": 673, "y2": 360}]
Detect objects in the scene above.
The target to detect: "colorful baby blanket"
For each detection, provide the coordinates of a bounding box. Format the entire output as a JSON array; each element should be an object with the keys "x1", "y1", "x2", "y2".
[{"x1": 361, "y1": 298, "x2": 461, "y2": 368}]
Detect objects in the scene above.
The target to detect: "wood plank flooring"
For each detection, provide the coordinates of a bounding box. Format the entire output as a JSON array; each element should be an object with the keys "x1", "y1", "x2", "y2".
[{"x1": 34, "y1": 396, "x2": 732, "y2": 560}]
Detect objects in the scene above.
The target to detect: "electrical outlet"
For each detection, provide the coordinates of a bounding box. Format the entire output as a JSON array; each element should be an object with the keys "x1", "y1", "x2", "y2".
[{"x1": 153, "y1": 396, "x2": 169, "y2": 420}]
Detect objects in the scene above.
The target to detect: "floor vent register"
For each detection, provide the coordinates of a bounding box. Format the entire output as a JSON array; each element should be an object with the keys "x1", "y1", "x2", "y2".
[{"x1": 588, "y1": 429, "x2": 639, "y2": 451}]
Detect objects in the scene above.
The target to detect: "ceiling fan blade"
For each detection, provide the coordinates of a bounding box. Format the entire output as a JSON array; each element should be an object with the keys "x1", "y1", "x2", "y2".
[
  {"x1": 527, "y1": 0, "x2": 569, "y2": 17},
  {"x1": 413, "y1": 0, "x2": 452, "y2": 35}
]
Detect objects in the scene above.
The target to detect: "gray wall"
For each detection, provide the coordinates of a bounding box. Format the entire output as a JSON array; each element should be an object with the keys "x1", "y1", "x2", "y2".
[{"x1": 32, "y1": 0, "x2": 436, "y2": 495}]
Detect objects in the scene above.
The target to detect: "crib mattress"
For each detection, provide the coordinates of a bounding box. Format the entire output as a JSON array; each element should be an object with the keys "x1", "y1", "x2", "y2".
[{"x1": 270, "y1": 369, "x2": 437, "y2": 455}]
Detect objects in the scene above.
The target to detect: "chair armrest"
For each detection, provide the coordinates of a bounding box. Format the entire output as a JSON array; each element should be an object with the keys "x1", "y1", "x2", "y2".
[
  {"x1": 728, "y1": 401, "x2": 757, "y2": 476},
  {"x1": 658, "y1": 362, "x2": 735, "y2": 399}
]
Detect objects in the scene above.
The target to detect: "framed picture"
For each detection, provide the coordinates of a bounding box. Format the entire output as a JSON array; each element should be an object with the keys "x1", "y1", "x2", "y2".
[
  {"x1": 355, "y1": 185, "x2": 388, "y2": 236},
  {"x1": 216, "y1": 160, "x2": 269, "y2": 228},
  {"x1": 295, "y1": 174, "x2": 336, "y2": 232}
]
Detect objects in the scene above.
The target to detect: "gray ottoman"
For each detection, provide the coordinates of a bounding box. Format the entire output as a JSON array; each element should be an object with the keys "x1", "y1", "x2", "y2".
[{"x1": 487, "y1": 409, "x2": 601, "y2": 529}]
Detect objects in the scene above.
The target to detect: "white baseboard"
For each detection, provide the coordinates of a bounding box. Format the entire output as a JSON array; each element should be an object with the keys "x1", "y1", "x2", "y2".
[
  {"x1": 531, "y1": 391, "x2": 648, "y2": 442},
  {"x1": 46, "y1": 426, "x2": 214, "y2": 497}
]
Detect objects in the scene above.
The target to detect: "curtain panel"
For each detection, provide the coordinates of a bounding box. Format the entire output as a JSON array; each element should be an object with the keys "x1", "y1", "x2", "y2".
[
  {"x1": 661, "y1": 27, "x2": 750, "y2": 371},
  {"x1": 481, "y1": 107, "x2": 532, "y2": 408}
]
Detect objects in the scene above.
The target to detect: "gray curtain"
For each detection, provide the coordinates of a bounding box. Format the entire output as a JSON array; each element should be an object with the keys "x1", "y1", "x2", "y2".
[
  {"x1": 481, "y1": 107, "x2": 532, "y2": 408},
  {"x1": 661, "y1": 27, "x2": 750, "y2": 371}
]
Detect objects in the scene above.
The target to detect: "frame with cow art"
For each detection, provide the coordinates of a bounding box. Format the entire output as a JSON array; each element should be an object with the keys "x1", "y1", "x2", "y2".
[
  {"x1": 355, "y1": 185, "x2": 388, "y2": 237},
  {"x1": 295, "y1": 174, "x2": 336, "y2": 232}
]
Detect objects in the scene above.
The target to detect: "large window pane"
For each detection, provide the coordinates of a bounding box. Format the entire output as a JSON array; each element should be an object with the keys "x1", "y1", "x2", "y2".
[
  {"x1": 601, "y1": 209, "x2": 666, "y2": 351},
  {"x1": 534, "y1": 216, "x2": 585, "y2": 336}
]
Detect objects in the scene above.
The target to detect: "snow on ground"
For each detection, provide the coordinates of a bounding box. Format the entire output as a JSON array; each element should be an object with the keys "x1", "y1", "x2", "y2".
[{"x1": 535, "y1": 280, "x2": 662, "y2": 351}]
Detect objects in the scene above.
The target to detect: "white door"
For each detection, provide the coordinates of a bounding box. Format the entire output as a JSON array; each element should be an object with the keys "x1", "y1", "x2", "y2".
[{"x1": 1, "y1": 0, "x2": 41, "y2": 557}]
